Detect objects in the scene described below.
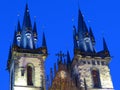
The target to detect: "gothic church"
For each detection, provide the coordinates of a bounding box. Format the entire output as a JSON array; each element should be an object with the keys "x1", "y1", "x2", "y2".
[{"x1": 7, "y1": 3, "x2": 114, "y2": 90}]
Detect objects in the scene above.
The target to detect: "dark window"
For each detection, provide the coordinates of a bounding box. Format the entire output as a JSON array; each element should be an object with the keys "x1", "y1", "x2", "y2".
[
  {"x1": 27, "y1": 66, "x2": 33, "y2": 86},
  {"x1": 92, "y1": 69, "x2": 101, "y2": 88},
  {"x1": 97, "y1": 61, "x2": 100, "y2": 65},
  {"x1": 83, "y1": 61, "x2": 86, "y2": 64},
  {"x1": 80, "y1": 60, "x2": 83, "y2": 65},
  {"x1": 92, "y1": 60, "x2": 96, "y2": 65},
  {"x1": 21, "y1": 67, "x2": 25, "y2": 76},
  {"x1": 88, "y1": 61, "x2": 90, "y2": 64},
  {"x1": 101, "y1": 61, "x2": 106, "y2": 66}
]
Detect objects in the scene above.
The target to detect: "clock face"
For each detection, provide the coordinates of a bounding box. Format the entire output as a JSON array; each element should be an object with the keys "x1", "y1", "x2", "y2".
[{"x1": 60, "y1": 70, "x2": 66, "y2": 79}]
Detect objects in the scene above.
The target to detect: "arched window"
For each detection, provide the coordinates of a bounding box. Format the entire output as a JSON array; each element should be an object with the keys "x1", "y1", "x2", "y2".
[
  {"x1": 91, "y1": 69, "x2": 101, "y2": 88},
  {"x1": 27, "y1": 65, "x2": 33, "y2": 86}
]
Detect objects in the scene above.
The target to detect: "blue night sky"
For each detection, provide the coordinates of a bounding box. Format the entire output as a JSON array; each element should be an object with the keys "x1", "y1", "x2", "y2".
[{"x1": 0, "y1": 0, "x2": 119, "y2": 90}]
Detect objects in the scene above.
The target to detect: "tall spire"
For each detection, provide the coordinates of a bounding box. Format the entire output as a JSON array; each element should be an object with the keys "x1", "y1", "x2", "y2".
[
  {"x1": 42, "y1": 32, "x2": 47, "y2": 47},
  {"x1": 78, "y1": 9, "x2": 83, "y2": 32},
  {"x1": 78, "y1": 9, "x2": 89, "y2": 38},
  {"x1": 22, "y1": 3, "x2": 32, "y2": 29},
  {"x1": 103, "y1": 37, "x2": 109, "y2": 51}
]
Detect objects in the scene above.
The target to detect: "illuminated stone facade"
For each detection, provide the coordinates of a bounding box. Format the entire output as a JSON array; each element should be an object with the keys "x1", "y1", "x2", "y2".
[
  {"x1": 7, "y1": 4, "x2": 47, "y2": 90},
  {"x1": 72, "y1": 55, "x2": 114, "y2": 90},
  {"x1": 7, "y1": 3, "x2": 114, "y2": 90}
]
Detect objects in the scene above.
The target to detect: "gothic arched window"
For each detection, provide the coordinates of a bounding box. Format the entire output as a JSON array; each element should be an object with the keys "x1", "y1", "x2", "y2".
[
  {"x1": 27, "y1": 65, "x2": 33, "y2": 86},
  {"x1": 91, "y1": 69, "x2": 101, "y2": 88}
]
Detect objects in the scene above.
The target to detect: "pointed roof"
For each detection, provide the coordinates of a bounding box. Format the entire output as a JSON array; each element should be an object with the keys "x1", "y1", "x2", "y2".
[
  {"x1": 17, "y1": 20, "x2": 21, "y2": 32},
  {"x1": 78, "y1": 9, "x2": 88, "y2": 35},
  {"x1": 22, "y1": 3, "x2": 32, "y2": 29},
  {"x1": 78, "y1": 9, "x2": 83, "y2": 31},
  {"x1": 97, "y1": 38, "x2": 110, "y2": 57},
  {"x1": 42, "y1": 32, "x2": 47, "y2": 47},
  {"x1": 103, "y1": 37, "x2": 109, "y2": 51}
]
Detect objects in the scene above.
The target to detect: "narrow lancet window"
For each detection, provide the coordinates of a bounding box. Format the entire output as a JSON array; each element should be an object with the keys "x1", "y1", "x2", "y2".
[
  {"x1": 92, "y1": 69, "x2": 101, "y2": 88},
  {"x1": 27, "y1": 66, "x2": 33, "y2": 86}
]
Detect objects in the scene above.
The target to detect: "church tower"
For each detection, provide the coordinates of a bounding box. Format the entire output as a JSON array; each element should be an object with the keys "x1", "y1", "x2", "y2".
[
  {"x1": 7, "y1": 4, "x2": 48, "y2": 90},
  {"x1": 72, "y1": 9, "x2": 114, "y2": 90}
]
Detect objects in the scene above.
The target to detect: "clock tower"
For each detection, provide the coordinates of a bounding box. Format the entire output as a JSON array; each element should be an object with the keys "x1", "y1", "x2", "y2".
[{"x1": 7, "y1": 4, "x2": 48, "y2": 90}]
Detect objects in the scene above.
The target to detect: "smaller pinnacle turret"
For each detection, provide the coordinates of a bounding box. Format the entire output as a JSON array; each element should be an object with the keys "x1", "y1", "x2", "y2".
[
  {"x1": 67, "y1": 51, "x2": 71, "y2": 64},
  {"x1": 33, "y1": 21, "x2": 37, "y2": 34},
  {"x1": 67, "y1": 51, "x2": 71, "y2": 71},
  {"x1": 103, "y1": 37, "x2": 109, "y2": 51},
  {"x1": 42, "y1": 32, "x2": 47, "y2": 47},
  {"x1": 103, "y1": 38, "x2": 110, "y2": 56},
  {"x1": 13, "y1": 30, "x2": 17, "y2": 46},
  {"x1": 17, "y1": 20, "x2": 21, "y2": 32}
]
